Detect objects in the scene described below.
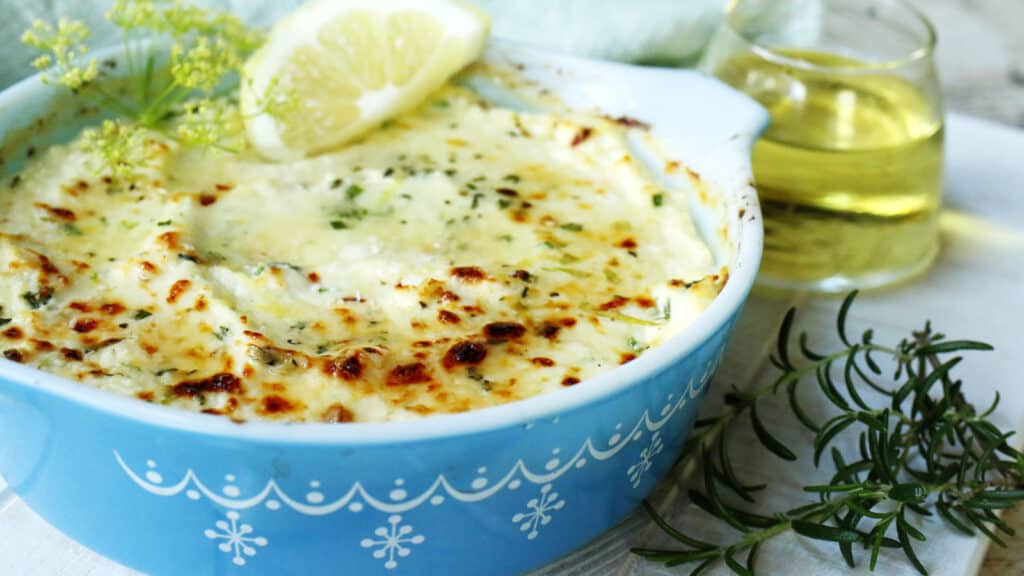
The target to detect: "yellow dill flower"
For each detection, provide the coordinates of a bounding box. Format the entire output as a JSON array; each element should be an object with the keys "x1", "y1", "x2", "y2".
[
  {"x1": 80, "y1": 120, "x2": 160, "y2": 181},
  {"x1": 170, "y1": 37, "x2": 238, "y2": 91},
  {"x1": 24, "y1": 1, "x2": 266, "y2": 182},
  {"x1": 106, "y1": 0, "x2": 161, "y2": 30},
  {"x1": 175, "y1": 98, "x2": 244, "y2": 150},
  {"x1": 22, "y1": 19, "x2": 99, "y2": 90}
]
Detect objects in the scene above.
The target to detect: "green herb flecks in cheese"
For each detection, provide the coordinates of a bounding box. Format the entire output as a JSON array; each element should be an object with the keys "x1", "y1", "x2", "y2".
[{"x1": 0, "y1": 84, "x2": 725, "y2": 423}]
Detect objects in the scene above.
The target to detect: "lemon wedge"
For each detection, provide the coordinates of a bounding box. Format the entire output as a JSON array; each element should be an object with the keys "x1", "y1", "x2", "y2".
[{"x1": 241, "y1": 0, "x2": 490, "y2": 160}]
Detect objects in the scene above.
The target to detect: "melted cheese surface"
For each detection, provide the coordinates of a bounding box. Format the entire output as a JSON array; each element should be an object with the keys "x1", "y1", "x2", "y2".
[{"x1": 0, "y1": 85, "x2": 724, "y2": 423}]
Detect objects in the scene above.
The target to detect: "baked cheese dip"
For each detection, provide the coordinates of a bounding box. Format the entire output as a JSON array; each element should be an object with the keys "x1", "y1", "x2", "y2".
[{"x1": 0, "y1": 85, "x2": 725, "y2": 423}]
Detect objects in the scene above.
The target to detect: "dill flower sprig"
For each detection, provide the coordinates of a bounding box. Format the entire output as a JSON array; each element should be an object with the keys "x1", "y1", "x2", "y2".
[
  {"x1": 22, "y1": 0, "x2": 270, "y2": 181},
  {"x1": 79, "y1": 120, "x2": 160, "y2": 181},
  {"x1": 634, "y1": 293, "x2": 1022, "y2": 575},
  {"x1": 21, "y1": 19, "x2": 99, "y2": 91}
]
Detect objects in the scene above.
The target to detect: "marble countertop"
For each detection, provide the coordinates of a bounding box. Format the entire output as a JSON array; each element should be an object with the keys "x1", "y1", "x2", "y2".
[
  {"x1": 914, "y1": 1, "x2": 1024, "y2": 573},
  {"x1": 927, "y1": 0, "x2": 1024, "y2": 128}
]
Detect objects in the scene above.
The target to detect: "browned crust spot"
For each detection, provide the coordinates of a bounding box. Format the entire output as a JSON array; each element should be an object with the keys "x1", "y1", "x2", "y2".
[
  {"x1": 531, "y1": 357, "x2": 555, "y2": 367},
  {"x1": 72, "y1": 318, "x2": 100, "y2": 334},
  {"x1": 451, "y1": 266, "x2": 486, "y2": 282},
  {"x1": 386, "y1": 363, "x2": 431, "y2": 386},
  {"x1": 61, "y1": 347, "x2": 83, "y2": 361},
  {"x1": 323, "y1": 353, "x2": 363, "y2": 381},
  {"x1": 100, "y1": 302, "x2": 126, "y2": 315},
  {"x1": 34, "y1": 202, "x2": 77, "y2": 221},
  {"x1": 598, "y1": 296, "x2": 630, "y2": 311},
  {"x1": 483, "y1": 322, "x2": 526, "y2": 340},
  {"x1": 634, "y1": 297, "x2": 656, "y2": 309},
  {"x1": 172, "y1": 372, "x2": 241, "y2": 397},
  {"x1": 571, "y1": 127, "x2": 593, "y2": 147},
  {"x1": 167, "y1": 279, "x2": 192, "y2": 304},
  {"x1": 31, "y1": 339, "x2": 54, "y2": 352},
  {"x1": 607, "y1": 115, "x2": 651, "y2": 130},
  {"x1": 442, "y1": 341, "x2": 488, "y2": 370},
  {"x1": 158, "y1": 231, "x2": 181, "y2": 250},
  {"x1": 323, "y1": 403, "x2": 355, "y2": 423},
  {"x1": 438, "y1": 310, "x2": 461, "y2": 324},
  {"x1": 260, "y1": 394, "x2": 295, "y2": 414}
]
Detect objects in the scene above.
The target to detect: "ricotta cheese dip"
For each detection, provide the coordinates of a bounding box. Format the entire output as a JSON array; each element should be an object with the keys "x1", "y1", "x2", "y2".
[{"x1": 0, "y1": 85, "x2": 725, "y2": 423}]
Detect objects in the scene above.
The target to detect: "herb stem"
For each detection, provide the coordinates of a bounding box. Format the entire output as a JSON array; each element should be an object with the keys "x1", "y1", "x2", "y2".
[
  {"x1": 640, "y1": 292, "x2": 1022, "y2": 576},
  {"x1": 685, "y1": 344, "x2": 905, "y2": 456}
]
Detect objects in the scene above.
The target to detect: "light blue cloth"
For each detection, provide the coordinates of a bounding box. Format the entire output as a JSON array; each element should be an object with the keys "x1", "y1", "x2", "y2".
[{"x1": 0, "y1": 0, "x2": 736, "y2": 89}]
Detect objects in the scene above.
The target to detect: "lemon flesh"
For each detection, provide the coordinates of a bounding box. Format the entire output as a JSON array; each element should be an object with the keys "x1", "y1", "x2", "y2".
[{"x1": 242, "y1": 0, "x2": 490, "y2": 160}]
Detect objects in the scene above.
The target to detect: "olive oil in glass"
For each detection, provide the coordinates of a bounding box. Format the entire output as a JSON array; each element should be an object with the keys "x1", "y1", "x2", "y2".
[{"x1": 703, "y1": 0, "x2": 944, "y2": 291}]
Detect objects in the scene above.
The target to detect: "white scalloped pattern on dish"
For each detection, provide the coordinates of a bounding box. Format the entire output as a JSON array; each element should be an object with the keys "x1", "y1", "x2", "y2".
[{"x1": 115, "y1": 353, "x2": 720, "y2": 517}]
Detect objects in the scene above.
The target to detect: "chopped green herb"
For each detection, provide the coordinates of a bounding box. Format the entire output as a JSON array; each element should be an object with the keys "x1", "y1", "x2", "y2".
[
  {"x1": 497, "y1": 198, "x2": 513, "y2": 210},
  {"x1": 205, "y1": 251, "x2": 226, "y2": 263},
  {"x1": 253, "y1": 264, "x2": 266, "y2": 276},
  {"x1": 330, "y1": 178, "x2": 343, "y2": 189},
  {"x1": 61, "y1": 223, "x2": 83, "y2": 236},
  {"x1": 334, "y1": 206, "x2": 368, "y2": 220},
  {"x1": 157, "y1": 220, "x2": 173, "y2": 226},
  {"x1": 661, "y1": 299, "x2": 672, "y2": 320},
  {"x1": 0, "y1": 318, "x2": 11, "y2": 327},
  {"x1": 291, "y1": 321, "x2": 308, "y2": 332},
  {"x1": 498, "y1": 234, "x2": 514, "y2": 243},
  {"x1": 133, "y1": 310, "x2": 153, "y2": 320},
  {"x1": 652, "y1": 194, "x2": 664, "y2": 207},
  {"x1": 178, "y1": 253, "x2": 199, "y2": 263},
  {"x1": 471, "y1": 193, "x2": 484, "y2": 209},
  {"x1": 467, "y1": 366, "x2": 493, "y2": 391},
  {"x1": 214, "y1": 326, "x2": 230, "y2": 341},
  {"x1": 627, "y1": 336, "x2": 650, "y2": 353},
  {"x1": 559, "y1": 253, "x2": 580, "y2": 265},
  {"x1": 330, "y1": 220, "x2": 349, "y2": 230},
  {"x1": 503, "y1": 174, "x2": 521, "y2": 183},
  {"x1": 466, "y1": 182, "x2": 477, "y2": 191},
  {"x1": 345, "y1": 184, "x2": 363, "y2": 200},
  {"x1": 433, "y1": 99, "x2": 450, "y2": 108},
  {"x1": 21, "y1": 290, "x2": 52, "y2": 309},
  {"x1": 560, "y1": 223, "x2": 584, "y2": 232}
]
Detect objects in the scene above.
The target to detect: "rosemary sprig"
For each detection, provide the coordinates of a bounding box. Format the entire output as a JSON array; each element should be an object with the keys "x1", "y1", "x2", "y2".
[
  {"x1": 634, "y1": 292, "x2": 1022, "y2": 575},
  {"x1": 21, "y1": 0, "x2": 281, "y2": 181}
]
